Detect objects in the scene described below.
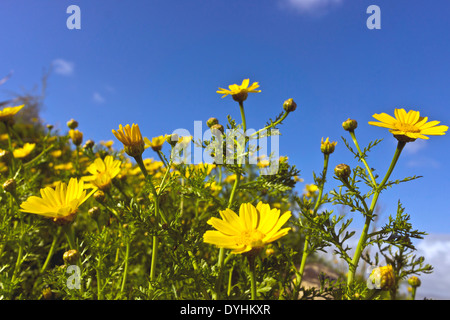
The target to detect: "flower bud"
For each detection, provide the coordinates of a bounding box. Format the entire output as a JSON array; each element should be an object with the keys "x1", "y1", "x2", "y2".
[
  {"x1": 88, "y1": 206, "x2": 101, "y2": 220},
  {"x1": 342, "y1": 118, "x2": 358, "y2": 131},
  {"x1": 283, "y1": 98, "x2": 297, "y2": 112},
  {"x1": 165, "y1": 134, "x2": 179, "y2": 147},
  {"x1": 46, "y1": 124, "x2": 54, "y2": 131},
  {"x1": 368, "y1": 265, "x2": 395, "y2": 291},
  {"x1": 83, "y1": 139, "x2": 95, "y2": 149},
  {"x1": 210, "y1": 123, "x2": 224, "y2": 135},
  {"x1": 63, "y1": 249, "x2": 80, "y2": 265},
  {"x1": 67, "y1": 119, "x2": 79, "y2": 130},
  {"x1": 408, "y1": 276, "x2": 421, "y2": 288},
  {"x1": 69, "y1": 129, "x2": 83, "y2": 147},
  {"x1": 94, "y1": 190, "x2": 106, "y2": 204},
  {"x1": 206, "y1": 117, "x2": 219, "y2": 128},
  {"x1": 2, "y1": 178, "x2": 16, "y2": 194},
  {"x1": 320, "y1": 137, "x2": 337, "y2": 155},
  {"x1": 334, "y1": 163, "x2": 351, "y2": 181}
]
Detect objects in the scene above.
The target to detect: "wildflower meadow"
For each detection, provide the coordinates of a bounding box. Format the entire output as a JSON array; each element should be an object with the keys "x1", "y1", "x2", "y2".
[{"x1": 0, "y1": 77, "x2": 446, "y2": 304}]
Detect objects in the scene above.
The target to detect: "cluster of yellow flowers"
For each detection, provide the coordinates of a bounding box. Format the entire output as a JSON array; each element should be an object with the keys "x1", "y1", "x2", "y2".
[{"x1": 1, "y1": 77, "x2": 447, "y2": 300}]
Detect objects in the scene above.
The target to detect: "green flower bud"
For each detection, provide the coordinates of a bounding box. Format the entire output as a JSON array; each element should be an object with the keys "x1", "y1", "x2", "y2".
[
  {"x1": 2, "y1": 178, "x2": 16, "y2": 194},
  {"x1": 88, "y1": 206, "x2": 101, "y2": 220},
  {"x1": 408, "y1": 276, "x2": 421, "y2": 288},
  {"x1": 210, "y1": 123, "x2": 224, "y2": 135},
  {"x1": 320, "y1": 137, "x2": 337, "y2": 155},
  {"x1": 283, "y1": 98, "x2": 297, "y2": 112},
  {"x1": 63, "y1": 249, "x2": 80, "y2": 265},
  {"x1": 67, "y1": 119, "x2": 79, "y2": 130},
  {"x1": 206, "y1": 117, "x2": 219, "y2": 128},
  {"x1": 334, "y1": 163, "x2": 351, "y2": 181},
  {"x1": 342, "y1": 118, "x2": 358, "y2": 131},
  {"x1": 94, "y1": 190, "x2": 106, "y2": 204}
]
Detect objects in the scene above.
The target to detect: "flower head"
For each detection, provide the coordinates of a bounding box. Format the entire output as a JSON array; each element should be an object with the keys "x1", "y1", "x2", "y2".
[
  {"x1": 369, "y1": 108, "x2": 448, "y2": 142},
  {"x1": 13, "y1": 143, "x2": 36, "y2": 159},
  {"x1": 304, "y1": 184, "x2": 319, "y2": 197},
  {"x1": 82, "y1": 155, "x2": 122, "y2": 191},
  {"x1": 19, "y1": 178, "x2": 94, "y2": 224},
  {"x1": 0, "y1": 105, "x2": 24, "y2": 123},
  {"x1": 368, "y1": 265, "x2": 395, "y2": 291},
  {"x1": 217, "y1": 79, "x2": 261, "y2": 103},
  {"x1": 69, "y1": 129, "x2": 83, "y2": 146},
  {"x1": 203, "y1": 202, "x2": 291, "y2": 255},
  {"x1": 144, "y1": 135, "x2": 166, "y2": 152},
  {"x1": 112, "y1": 124, "x2": 145, "y2": 157},
  {"x1": 320, "y1": 137, "x2": 337, "y2": 155}
]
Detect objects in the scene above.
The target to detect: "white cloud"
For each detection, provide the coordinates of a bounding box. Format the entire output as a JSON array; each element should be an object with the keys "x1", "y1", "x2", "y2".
[
  {"x1": 415, "y1": 235, "x2": 450, "y2": 299},
  {"x1": 93, "y1": 92, "x2": 105, "y2": 104},
  {"x1": 282, "y1": 0, "x2": 343, "y2": 14},
  {"x1": 52, "y1": 59, "x2": 74, "y2": 76},
  {"x1": 403, "y1": 139, "x2": 427, "y2": 155}
]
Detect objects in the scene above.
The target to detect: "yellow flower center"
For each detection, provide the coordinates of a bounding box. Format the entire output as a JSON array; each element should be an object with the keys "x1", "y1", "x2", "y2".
[
  {"x1": 396, "y1": 122, "x2": 420, "y2": 133},
  {"x1": 240, "y1": 229, "x2": 265, "y2": 248}
]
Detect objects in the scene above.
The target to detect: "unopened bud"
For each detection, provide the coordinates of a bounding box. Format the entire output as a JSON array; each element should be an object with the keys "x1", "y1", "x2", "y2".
[
  {"x1": 408, "y1": 276, "x2": 421, "y2": 288},
  {"x1": 69, "y1": 129, "x2": 83, "y2": 146},
  {"x1": 342, "y1": 118, "x2": 358, "y2": 131},
  {"x1": 67, "y1": 119, "x2": 79, "y2": 130},
  {"x1": 63, "y1": 249, "x2": 80, "y2": 265},
  {"x1": 210, "y1": 123, "x2": 224, "y2": 135},
  {"x1": 0, "y1": 149, "x2": 11, "y2": 163},
  {"x1": 83, "y1": 139, "x2": 95, "y2": 149},
  {"x1": 2, "y1": 178, "x2": 16, "y2": 194},
  {"x1": 165, "y1": 134, "x2": 179, "y2": 147},
  {"x1": 88, "y1": 206, "x2": 101, "y2": 220},
  {"x1": 94, "y1": 190, "x2": 106, "y2": 204},
  {"x1": 334, "y1": 163, "x2": 351, "y2": 181},
  {"x1": 283, "y1": 98, "x2": 297, "y2": 112},
  {"x1": 321, "y1": 137, "x2": 337, "y2": 155},
  {"x1": 206, "y1": 117, "x2": 219, "y2": 128}
]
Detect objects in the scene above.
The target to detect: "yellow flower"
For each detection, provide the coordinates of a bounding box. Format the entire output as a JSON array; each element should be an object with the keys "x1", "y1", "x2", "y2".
[
  {"x1": 217, "y1": 79, "x2": 261, "y2": 103},
  {"x1": 304, "y1": 184, "x2": 318, "y2": 197},
  {"x1": 0, "y1": 105, "x2": 24, "y2": 123},
  {"x1": 320, "y1": 137, "x2": 337, "y2": 155},
  {"x1": 144, "y1": 135, "x2": 166, "y2": 152},
  {"x1": 19, "y1": 178, "x2": 94, "y2": 224},
  {"x1": 368, "y1": 265, "x2": 395, "y2": 291},
  {"x1": 13, "y1": 143, "x2": 36, "y2": 159},
  {"x1": 69, "y1": 129, "x2": 83, "y2": 146},
  {"x1": 203, "y1": 202, "x2": 291, "y2": 254},
  {"x1": 82, "y1": 155, "x2": 122, "y2": 191},
  {"x1": 369, "y1": 108, "x2": 448, "y2": 142},
  {"x1": 112, "y1": 124, "x2": 145, "y2": 157}
]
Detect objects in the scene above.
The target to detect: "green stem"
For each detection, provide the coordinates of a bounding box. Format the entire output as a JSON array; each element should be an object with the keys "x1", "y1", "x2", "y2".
[
  {"x1": 248, "y1": 110, "x2": 290, "y2": 139},
  {"x1": 213, "y1": 101, "x2": 247, "y2": 300},
  {"x1": 349, "y1": 130, "x2": 377, "y2": 188},
  {"x1": 134, "y1": 154, "x2": 162, "y2": 288},
  {"x1": 296, "y1": 154, "x2": 330, "y2": 294},
  {"x1": 41, "y1": 229, "x2": 61, "y2": 273},
  {"x1": 347, "y1": 141, "x2": 406, "y2": 287},
  {"x1": 247, "y1": 255, "x2": 257, "y2": 300},
  {"x1": 120, "y1": 240, "x2": 130, "y2": 294}
]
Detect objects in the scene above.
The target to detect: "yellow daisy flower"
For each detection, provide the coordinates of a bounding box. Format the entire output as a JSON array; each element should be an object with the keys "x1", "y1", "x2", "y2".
[
  {"x1": 217, "y1": 79, "x2": 261, "y2": 103},
  {"x1": 0, "y1": 105, "x2": 25, "y2": 123},
  {"x1": 13, "y1": 143, "x2": 36, "y2": 159},
  {"x1": 203, "y1": 202, "x2": 291, "y2": 254},
  {"x1": 304, "y1": 184, "x2": 318, "y2": 197},
  {"x1": 82, "y1": 155, "x2": 122, "y2": 191},
  {"x1": 369, "y1": 108, "x2": 448, "y2": 142},
  {"x1": 112, "y1": 124, "x2": 145, "y2": 157},
  {"x1": 19, "y1": 178, "x2": 94, "y2": 224},
  {"x1": 144, "y1": 135, "x2": 166, "y2": 152}
]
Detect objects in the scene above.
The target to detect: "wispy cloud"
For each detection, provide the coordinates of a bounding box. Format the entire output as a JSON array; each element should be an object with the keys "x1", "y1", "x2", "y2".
[
  {"x1": 52, "y1": 59, "x2": 74, "y2": 76},
  {"x1": 281, "y1": 0, "x2": 343, "y2": 14},
  {"x1": 93, "y1": 92, "x2": 106, "y2": 104}
]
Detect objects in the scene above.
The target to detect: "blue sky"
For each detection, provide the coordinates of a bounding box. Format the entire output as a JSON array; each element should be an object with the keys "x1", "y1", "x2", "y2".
[{"x1": 1, "y1": 0, "x2": 450, "y2": 298}]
